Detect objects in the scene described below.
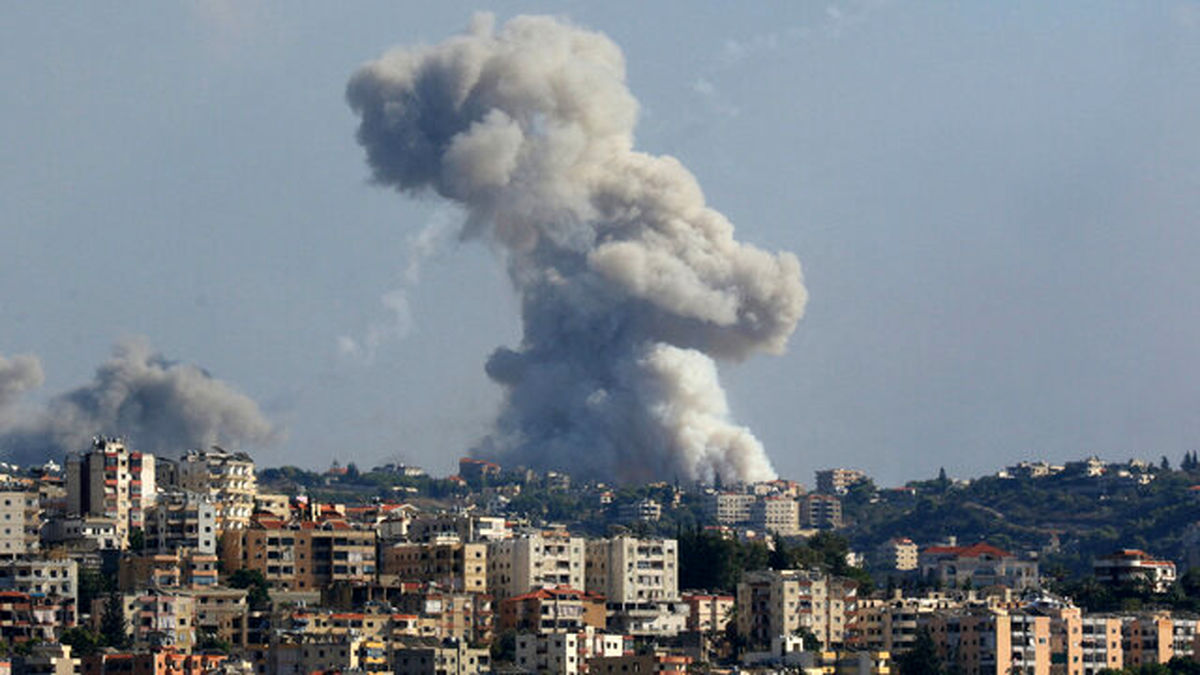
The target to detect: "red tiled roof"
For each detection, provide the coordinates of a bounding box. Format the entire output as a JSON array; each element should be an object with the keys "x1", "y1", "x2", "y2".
[{"x1": 923, "y1": 542, "x2": 1012, "y2": 559}]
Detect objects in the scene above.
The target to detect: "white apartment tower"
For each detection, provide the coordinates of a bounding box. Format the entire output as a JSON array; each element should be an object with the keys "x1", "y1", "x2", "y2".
[
  {"x1": 487, "y1": 532, "x2": 585, "y2": 600},
  {"x1": 176, "y1": 447, "x2": 256, "y2": 530},
  {"x1": 66, "y1": 437, "x2": 155, "y2": 546}
]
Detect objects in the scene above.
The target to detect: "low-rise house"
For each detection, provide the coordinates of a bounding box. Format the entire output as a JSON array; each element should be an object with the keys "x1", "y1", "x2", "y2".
[{"x1": 1094, "y1": 550, "x2": 1176, "y2": 592}]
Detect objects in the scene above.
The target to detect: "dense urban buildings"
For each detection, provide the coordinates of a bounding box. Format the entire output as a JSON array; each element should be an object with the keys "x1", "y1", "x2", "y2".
[{"x1": 0, "y1": 445, "x2": 1196, "y2": 673}]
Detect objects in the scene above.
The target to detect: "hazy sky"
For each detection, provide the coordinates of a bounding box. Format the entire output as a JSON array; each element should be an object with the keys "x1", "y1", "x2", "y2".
[{"x1": 3, "y1": 1, "x2": 1198, "y2": 486}]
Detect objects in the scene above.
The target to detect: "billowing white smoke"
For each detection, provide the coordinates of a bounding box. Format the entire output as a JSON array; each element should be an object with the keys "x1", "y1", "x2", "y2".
[
  {"x1": 347, "y1": 14, "x2": 807, "y2": 483},
  {"x1": 0, "y1": 338, "x2": 279, "y2": 465}
]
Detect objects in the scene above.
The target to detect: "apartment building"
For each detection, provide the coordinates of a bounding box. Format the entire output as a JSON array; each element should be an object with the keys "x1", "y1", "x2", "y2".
[
  {"x1": 487, "y1": 532, "x2": 585, "y2": 600},
  {"x1": 220, "y1": 518, "x2": 377, "y2": 590},
  {"x1": 174, "y1": 447, "x2": 257, "y2": 530},
  {"x1": 682, "y1": 592, "x2": 734, "y2": 633},
  {"x1": 801, "y1": 493, "x2": 844, "y2": 529},
  {"x1": 925, "y1": 609, "x2": 1051, "y2": 675},
  {"x1": 381, "y1": 541, "x2": 487, "y2": 593},
  {"x1": 499, "y1": 586, "x2": 607, "y2": 634},
  {"x1": 737, "y1": 569, "x2": 858, "y2": 650},
  {"x1": 0, "y1": 489, "x2": 38, "y2": 557},
  {"x1": 816, "y1": 469, "x2": 867, "y2": 495},
  {"x1": 585, "y1": 536, "x2": 678, "y2": 604},
  {"x1": 66, "y1": 437, "x2": 155, "y2": 545},
  {"x1": 514, "y1": 629, "x2": 626, "y2": 675},
  {"x1": 878, "y1": 537, "x2": 919, "y2": 572},
  {"x1": 706, "y1": 492, "x2": 755, "y2": 525},
  {"x1": 855, "y1": 592, "x2": 961, "y2": 653},
  {"x1": 408, "y1": 514, "x2": 510, "y2": 543},
  {"x1": 144, "y1": 489, "x2": 218, "y2": 554},
  {"x1": 0, "y1": 558, "x2": 77, "y2": 627},
  {"x1": 752, "y1": 497, "x2": 801, "y2": 536},
  {"x1": 392, "y1": 638, "x2": 491, "y2": 675},
  {"x1": 93, "y1": 590, "x2": 196, "y2": 652}
]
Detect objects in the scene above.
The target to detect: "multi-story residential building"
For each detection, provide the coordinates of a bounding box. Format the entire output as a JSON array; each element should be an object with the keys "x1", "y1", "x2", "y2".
[
  {"x1": 66, "y1": 437, "x2": 155, "y2": 545},
  {"x1": 586, "y1": 536, "x2": 686, "y2": 636},
  {"x1": 925, "y1": 609, "x2": 1051, "y2": 675},
  {"x1": 590, "y1": 653, "x2": 692, "y2": 675},
  {"x1": 514, "y1": 629, "x2": 626, "y2": 674},
  {"x1": 173, "y1": 447, "x2": 257, "y2": 530},
  {"x1": 0, "y1": 558, "x2": 77, "y2": 627},
  {"x1": 12, "y1": 642, "x2": 80, "y2": 675},
  {"x1": 392, "y1": 638, "x2": 491, "y2": 675},
  {"x1": 878, "y1": 537, "x2": 919, "y2": 572},
  {"x1": 751, "y1": 496, "x2": 801, "y2": 536},
  {"x1": 80, "y1": 649, "x2": 225, "y2": 674},
  {"x1": 93, "y1": 590, "x2": 196, "y2": 652},
  {"x1": 816, "y1": 469, "x2": 867, "y2": 495},
  {"x1": 800, "y1": 493, "x2": 843, "y2": 529},
  {"x1": 389, "y1": 588, "x2": 495, "y2": 644},
  {"x1": 585, "y1": 536, "x2": 678, "y2": 604},
  {"x1": 616, "y1": 499, "x2": 662, "y2": 523},
  {"x1": 187, "y1": 586, "x2": 250, "y2": 649},
  {"x1": 458, "y1": 458, "x2": 501, "y2": 484},
  {"x1": 1093, "y1": 550, "x2": 1177, "y2": 592},
  {"x1": 499, "y1": 586, "x2": 607, "y2": 634},
  {"x1": 682, "y1": 592, "x2": 734, "y2": 633},
  {"x1": 855, "y1": 591, "x2": 962, "y2": 653},
  {"x1": 144, "y1": 489, "x2": 218, "y2": 554},
  {"x1": 1120, "y1": 614, "x2": 1198, "y2": 668},
  {"x1": 706, "y1": 492, "x2": 755, "y2": 525},
  {"x1": 737, "y1": 569, "x2": 858, "y2": 650},
  {"x1": 220, "y1": 518, "x2": 377, "y2": 591},
  {"x1": 381, "y1": 541, "x2": 487, "y2": 593},
  {"x1": 919, "y1": 542, "x2": 1040, "y2": 591},
  {"x1": 408, "y1": 514, "x2": 510, "y2": 543},
  {"x1": 487, "y1": 532, "x2": 585, "y2": 601},
  {"x1": 0, "y1": 590, "x2": 76, "y2": 643},
  {"x1": 40, "y1": 515, "x2": 121, "y2": 551},
  {"x1": 0, "y1": 489, "x2": 38, "y2": 557}
]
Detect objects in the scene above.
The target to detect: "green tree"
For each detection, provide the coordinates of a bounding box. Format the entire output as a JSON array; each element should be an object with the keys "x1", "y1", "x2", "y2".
[
  {"x1": 59, "y1": 626, "x2": 103, "y2": 656},
  {"x1": 895, "y1": 626, "x2": 943, "y2": 675},
  {"x1": 99, "y1": 591, "x2": 131, "y2": 649},
  {"x1": 227, "y1": 568, "x2": 271, "y2": 609},
  {"x1": 129, "y1": 528, "x2": 146, "y2": 552}
]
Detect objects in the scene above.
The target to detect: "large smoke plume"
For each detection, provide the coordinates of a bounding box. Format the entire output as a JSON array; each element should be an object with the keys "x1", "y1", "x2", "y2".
[
  {"x1": 348, "y1": 14, "x2": 807, "y2": 483},
  {"x1": 0, "y1": 338, "x2": 278, "y2": 465}
]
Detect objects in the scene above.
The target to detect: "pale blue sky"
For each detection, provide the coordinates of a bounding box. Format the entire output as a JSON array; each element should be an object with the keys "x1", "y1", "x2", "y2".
[{"x1": 3, "y1": 2, "x2": 1198, "y2": 485}]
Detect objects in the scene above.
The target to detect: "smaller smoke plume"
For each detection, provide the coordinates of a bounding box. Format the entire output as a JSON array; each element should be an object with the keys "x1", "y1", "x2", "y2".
[
  {"x1": 338, "y1": 213, "x2": 456, "y2": 363},
  {"x1": 0, "y1": 354, "x2": 44, "y2": 413},
  {"x1": 0, "y1": 338, "x2": 279, "y2": 465}
]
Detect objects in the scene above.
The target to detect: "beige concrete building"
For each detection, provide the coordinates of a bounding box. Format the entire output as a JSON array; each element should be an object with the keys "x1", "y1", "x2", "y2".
[
  {"x1": 800, "y1": 493, "x2": 843, "y2": 529},
  {"x1": 220, "y1": 518, "x2": 377, "y2": 591},
  {"x1": 737, "y1": 569, "x2": 858, "y2": 650},
  {"x1": 174, "y1": 447, "x2": 257, "y2": 530},
  {"x1": 66, "y1": 437, "x2": 155, "y2": 546},
  {"x1": 925, "y1": 609, "x2": 1051, "y2": 675},
  {"x1": 487, "y1": 532, "x2": 585, "y2": 600},
  {"x1": 816, "y1": 468, "x2": 867, "y2": 495},
  {"x1": 878, "y1": 537, "x2": 919, "y2": 572},
  {"x1": 381, "y1": 541, "x2": 487, "y2": 593},
  {"x1": 682, "y1": 592, "x2": 734, "y2": 633},
  {"x1": 706, "y1": 492, "x2": 755, "y2": 525},
  {"x1": 0, "y1": 489, "x2": 38, "y2": 557},
  {"x1": 752, "y1": 496, "x2": 801, "y2": 536}
]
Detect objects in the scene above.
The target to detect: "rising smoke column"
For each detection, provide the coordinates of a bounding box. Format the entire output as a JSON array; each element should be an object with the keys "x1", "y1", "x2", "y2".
[
  {"x1": 347, "y1": 14, "x2": 807, "y2": 483},
  {"x1": 0, "y1": 338, "x2": 279, "y2": 465}
]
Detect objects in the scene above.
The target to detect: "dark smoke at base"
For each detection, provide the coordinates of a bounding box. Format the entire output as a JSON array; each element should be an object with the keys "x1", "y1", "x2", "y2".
[
  {"x1": 0, "y1": 338, "x2": 279, "y2": 465},
  {"x1": 348, "y1": 14, "x2": 808, "y2": 483}
]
